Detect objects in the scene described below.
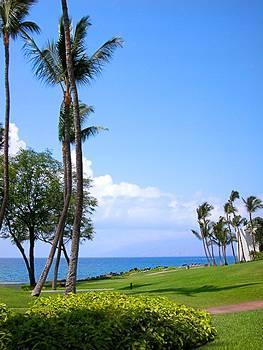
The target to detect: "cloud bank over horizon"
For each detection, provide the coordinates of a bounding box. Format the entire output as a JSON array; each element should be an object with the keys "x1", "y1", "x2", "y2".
[{"x1": 0, "y1": 124, "x2": 238, "y2": 257}]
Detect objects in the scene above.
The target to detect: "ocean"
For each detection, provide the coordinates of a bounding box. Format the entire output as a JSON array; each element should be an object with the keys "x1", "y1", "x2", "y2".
[{"x1": 0, "y1": 256, "x2": 235, "y2": 284}]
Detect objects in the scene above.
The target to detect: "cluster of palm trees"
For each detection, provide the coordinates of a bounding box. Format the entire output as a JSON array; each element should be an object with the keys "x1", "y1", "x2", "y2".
[
  {"x1": 192, "y1": 191, "x2": 263, "y2": 265},
  {"x1": 0, "y1": 0, "x2": 122, "y2": 296}
]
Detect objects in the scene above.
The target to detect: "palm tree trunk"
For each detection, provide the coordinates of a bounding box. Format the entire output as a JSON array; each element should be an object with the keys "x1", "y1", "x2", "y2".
[
  {"x1": 201, "y1": 236, "x2": 210, "y2": 265},
  {"x1": 226, "y1": 214, "x2": 237, "y2": 263},
  {"x1": 223, "y1": 245, "x2": 228, "y2": 265},
  {"x1": 62, "y1": 242, "x2": 70, "y2": 265},
  {"x1": 61, "y1": 0, "x2": 83, "y2": 295},
  {"x1": 52, "y1": 235, "x2": 63, "y2": 290},
  {"x1": 52, "y1": 139, "x2": 69, "y2": 290},
  {"x1": 31, "y1": 112, "x2": 72, "y2": 296},
  {"x1": 218, "y1": 245, "x2": 223, "y2": 265},
  {"x1": 0, "y1": 34, "x2": 10, "y2": 230},
  {"x1": 249, "y1": 213, "x2": 256, "y2": 252},
  {"x1": 204, "y1": 236, "x2": 213, "y2": 266}
]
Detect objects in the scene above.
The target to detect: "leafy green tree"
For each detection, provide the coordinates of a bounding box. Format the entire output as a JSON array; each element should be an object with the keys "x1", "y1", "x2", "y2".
[
  {"x1": 242, "y1": 196, "x2": 263, "y2": 252},
  {"x1": 0, "y1": 0, "x2": 39, "y2": 230},
  {"x1": 0, "y1": 150, "x2": 63, "y2": 287}
]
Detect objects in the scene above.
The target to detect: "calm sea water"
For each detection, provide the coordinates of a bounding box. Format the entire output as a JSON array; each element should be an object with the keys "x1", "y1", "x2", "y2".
[{"x1": 0, "y1": 256, "x2": 234, "y2": 283}]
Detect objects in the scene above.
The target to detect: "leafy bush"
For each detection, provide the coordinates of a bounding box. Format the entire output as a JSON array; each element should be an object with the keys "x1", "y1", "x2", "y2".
[
  {"x1": 250, "y1": 251, "x2": 263, "y2": 261},
  {"x1": 0, "y1": 304, "x2": 12, "y2": 350},
  {"x1": 3, "y1": 292, "x2": 216, "y2": 349}
]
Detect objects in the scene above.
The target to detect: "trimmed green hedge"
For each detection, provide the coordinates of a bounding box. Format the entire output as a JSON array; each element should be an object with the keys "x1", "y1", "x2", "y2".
[{"x1": 1, "y1": 292, "x2": 216, "y2": 349}]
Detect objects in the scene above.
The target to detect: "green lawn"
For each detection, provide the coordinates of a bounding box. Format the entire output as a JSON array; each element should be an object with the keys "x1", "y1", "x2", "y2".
[
  {"x1": 0, "y1": 260, "x2": 262, "y2": 349},
  {"x1": 76, "y1": 260, "x2": 263, "y2": 308},
  {"x1": 203, "y1": 311, "x2": 263, "y2": 350}
]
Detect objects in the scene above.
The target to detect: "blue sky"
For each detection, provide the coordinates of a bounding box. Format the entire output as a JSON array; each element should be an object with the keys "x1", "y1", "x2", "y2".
[{"x1": 0, "y1": 0, "x2": 263, "y2": 257}]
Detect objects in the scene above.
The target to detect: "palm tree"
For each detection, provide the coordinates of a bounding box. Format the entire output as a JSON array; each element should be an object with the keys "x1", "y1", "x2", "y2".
[
  {"x1": 224, "y1": 202, "x2": 237, "y2": 263},
  {"x1": 28, "y1": 14, "x2": 122, "y2": 296},
  {"x1": 242, "y1": 196, "x2": 263, "y2": 252},
  {"x1": 52, "y1": 102, "x2": 106, "y2": 290},
  {"x1": 211, "y1": 217, "x2": 232, "y2": 265},
  {"x1": 0, "y1": 0, "x2": 39, "y2": 230},
  {"x1": 195, "y1": 202, "x2": 216, "y2": 265}
]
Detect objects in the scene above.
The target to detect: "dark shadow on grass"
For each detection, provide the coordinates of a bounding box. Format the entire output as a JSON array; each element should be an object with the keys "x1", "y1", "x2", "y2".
[{"x1": 128, "y1": 282, "x2": 260, "y2": 297}]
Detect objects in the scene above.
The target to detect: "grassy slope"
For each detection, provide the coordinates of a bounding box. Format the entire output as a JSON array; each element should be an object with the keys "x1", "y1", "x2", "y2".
[{"x1": 76, "y1": 260, "x2": 263, "y2": 308}]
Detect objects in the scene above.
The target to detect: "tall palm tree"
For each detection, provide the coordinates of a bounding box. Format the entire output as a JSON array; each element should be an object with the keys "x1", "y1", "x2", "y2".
[
  {"x1": 52, "y1": 102, "x2": 106, "y2": 290},
  {"x1": 242, "y1": 196, "x2": 263, "y2": 252},
  {"x1": 224, "y1": 202, "x2": 237, "y2": 263},
  {"x1": 28, "y1": 14, "x2": 122, "y2": 296},
  {"x1": 195, "y1": 202, "x2": 216, "y2": 265},
  {"x1": 0, "y1": 0, "x2": 39, "y2": 230},
  {"x1": 211, "y1": 217, "x2": 232, "y2": 265}
]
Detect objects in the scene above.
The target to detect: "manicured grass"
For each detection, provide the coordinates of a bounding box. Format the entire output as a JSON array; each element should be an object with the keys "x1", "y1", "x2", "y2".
[
  {"x1": 76, "y1": 260, "x2": 263, "y2": 308},
  {"x1": 203, "y1": 310, "x2": 263, "y2": 350}
]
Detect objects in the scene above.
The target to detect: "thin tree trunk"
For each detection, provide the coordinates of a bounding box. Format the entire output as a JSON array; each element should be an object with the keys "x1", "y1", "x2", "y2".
[
  {"x1": 52, "y1": 140, "x2": 68, "y2": 290},
  {"x1": 202, "y1": 236, "x2": 211, "y2": 265},
  {"x1": 62, "y1": 242, "x2": 70, "y2": 265},
  {"x1": 223, "y1": 245, "x2": 228, "y2": 265},
  {"x1": 218, "y1": 245, "x2": 223, "y2": 265},
  {"x1": 0, "y1": 34, "x2": 10, "y2": 230},
  {"x1": 7, "y1": 221, "x2": 34, "y2": 286},
  {"x1": 204, "y1": 236, "x2": 213, "y2": 266},
  {"x1": 31, "y1": 113, "x2": 72, "y2": 296},
  {"x1": 29, "y1": 227, "x2": 36, "y2": 287},
  {"x1": 210, "y1": 240, "x2": 217, "y2": 266},
  {"x1": 52, "y1": 235, "x2": 63, "y2": 290},
  {"x1": 249, "y1": 213, "x2": 256, "y2": 252},
  {"x1": 226, "y1": 214, "x2": 237, "y2": 263},
  {"x1": 61, "y1": 0, "x2": 83, "y2": 295}
]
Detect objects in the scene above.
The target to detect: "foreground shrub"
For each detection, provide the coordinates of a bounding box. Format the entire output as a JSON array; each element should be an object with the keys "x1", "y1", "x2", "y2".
[
  {"x1": 250, "y1": 251, "x2": 263, "y2": 261},
  {"x1": 3, "y1": 292, "x2": 216, "y2": 349}
]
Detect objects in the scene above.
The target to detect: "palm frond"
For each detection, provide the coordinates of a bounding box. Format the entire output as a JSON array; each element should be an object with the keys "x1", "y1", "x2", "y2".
[
  {"x1": 81, "y1": 126, "x2": 108, "y2": 143},
  {"x1": 88, "y1": 37, "x2": 123, "y2": 76},
  {"x1": 191, "y1": 230, "x2": 202, "y2": 240}
]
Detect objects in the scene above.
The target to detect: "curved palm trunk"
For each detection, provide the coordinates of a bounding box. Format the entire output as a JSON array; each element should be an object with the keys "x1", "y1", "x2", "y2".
[
  {"x1": 52, "y1": 140, "x2": 69, "y2": 290},
  {"x1": 62, "y1": 242, "x2": 70, "y2": 264},
  {"x1": 0, "y1": 34, "x2": 10, "y2": 230},
  {"x1": 32, "y1": 106, "x2": 72, "y2": 296},
  {"x1": 210, "y1": 240, "x2": 217, "y2": 266},
  {"x1": 201, "y1": 235, "x2": 210, "y2": 264},
  {"x1": 61, "y1": 0, "x2": 83, "y2": 295},
  {"x1": 226, "y1": 214, "x2": 237, "y2": 263}
]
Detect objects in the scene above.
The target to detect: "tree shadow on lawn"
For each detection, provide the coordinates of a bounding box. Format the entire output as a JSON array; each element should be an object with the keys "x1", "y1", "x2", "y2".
[{"x1": 129, "y1": 282, "x2": 260, "y2": 297}]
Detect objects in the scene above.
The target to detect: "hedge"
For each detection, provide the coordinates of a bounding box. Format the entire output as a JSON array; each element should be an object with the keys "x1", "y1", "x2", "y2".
[{"x1": 0, "y1": 292, "x2": 216, "y2": 349}]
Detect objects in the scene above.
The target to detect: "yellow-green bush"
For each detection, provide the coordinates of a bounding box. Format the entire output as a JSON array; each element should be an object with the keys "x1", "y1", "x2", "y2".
[{"x1": 2, "y1": 292, "x2": 216, "y2": 349}]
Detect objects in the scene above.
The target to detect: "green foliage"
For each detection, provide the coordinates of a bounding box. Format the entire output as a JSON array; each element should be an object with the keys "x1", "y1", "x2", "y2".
[
  {"x1": 2, "y1": 293, "x2": 216, "y2": 350},
  {"x1": 0, "y1": 304, "x2": 12, "y2": 350},
  {"x1": 250, "y1": 251, "x2": 263, "y2": 261}
]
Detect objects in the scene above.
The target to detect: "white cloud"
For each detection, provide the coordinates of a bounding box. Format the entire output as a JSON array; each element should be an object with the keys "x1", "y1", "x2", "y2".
[{"x1": 9, "y1": 123, "x2": 26, "y2": 155}]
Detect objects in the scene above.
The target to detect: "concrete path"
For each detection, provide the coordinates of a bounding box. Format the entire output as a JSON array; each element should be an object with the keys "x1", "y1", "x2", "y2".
[
  {"x1": 41, "y1": 288, "x2": 114, "y2": 293},
  {"x1": 206, "y1": 300, "x2": 263, "y2": 314}
]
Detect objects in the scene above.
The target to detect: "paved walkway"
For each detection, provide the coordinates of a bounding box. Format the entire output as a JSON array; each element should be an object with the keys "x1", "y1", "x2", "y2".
[
  {"x1": 206, "y1": 300, "x2": 263, "y2": 314},
  {"x1": 42, "y1": 288, "x2": 114, "y2": 293}
]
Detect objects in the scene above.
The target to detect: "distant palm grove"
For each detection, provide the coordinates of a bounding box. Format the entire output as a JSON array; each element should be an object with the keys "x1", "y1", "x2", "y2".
[
  {"x1": 0, "y1": 0, "x2": 123, "y2": 296},
  {"x1": 192, "y1": 191, "x2": 263, "y2": 265}
]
